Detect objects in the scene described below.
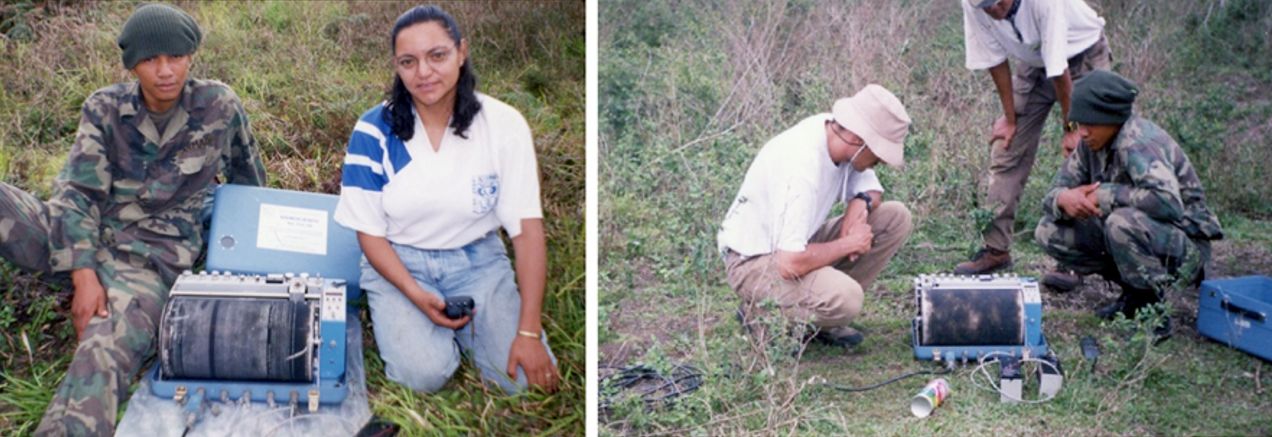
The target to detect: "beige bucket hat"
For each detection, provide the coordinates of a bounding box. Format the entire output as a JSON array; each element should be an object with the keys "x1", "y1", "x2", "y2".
[{"x1": 832, "y1": 84, "x2": 911, "y2": 167}]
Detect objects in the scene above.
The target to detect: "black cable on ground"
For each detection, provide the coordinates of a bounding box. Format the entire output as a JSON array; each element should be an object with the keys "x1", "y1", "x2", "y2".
[
  {"x1": 823, "y1": 363, "x2": 953, "y2": 393},
  {"x1": 599, "y1": 364, "x2": 703, "y2": 412}
]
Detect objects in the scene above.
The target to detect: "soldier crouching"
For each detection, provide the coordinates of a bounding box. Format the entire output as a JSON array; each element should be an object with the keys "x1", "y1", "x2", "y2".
[{"x1": 1033, "y1": 70, "x2": 1222, "y2": 337}]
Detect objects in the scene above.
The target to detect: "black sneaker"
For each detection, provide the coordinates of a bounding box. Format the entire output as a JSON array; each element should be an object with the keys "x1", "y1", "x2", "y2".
[
  {"x1": 356, "y1": 417, "x2": 400, "y2": 437},
  {"x1": 1095, "y1": 293, "x2": 1128, "y2": 320},
  {"x1": 1123, "y1": 289, "x2": 1162, "y2": 319},
  {"x1": 813, "y1": 326, "x2": 865, "y2": 348},
  {"x1": 1152, "y1": 316, "x2": 1173, "y2": 345}
]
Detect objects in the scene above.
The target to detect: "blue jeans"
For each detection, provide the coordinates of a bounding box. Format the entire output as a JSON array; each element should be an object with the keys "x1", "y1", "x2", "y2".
[{"x1": 361, "y1": 232, "x2": 555, "y2": 394}]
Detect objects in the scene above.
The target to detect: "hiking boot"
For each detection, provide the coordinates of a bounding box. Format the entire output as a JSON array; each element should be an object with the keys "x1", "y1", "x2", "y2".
[
  {"x1": 1152, "y1": 316, "x2": 1173, "y2": 345},
  {"x1": 953, "y1": 247, "x2": 1013, "y2": 275},
  {"x1": 813, "y1": 326, "x2": 865, "y2": 348},
  {"x1": 1122, "y1": 289, "x2": 1162, "y2": 319},
  {"x1": 1095, "y1": 293, "x2": 1129, "y2": 320},
  {"x1": 1042, "y1": 268, "x2": 1084, "y2": 293}
]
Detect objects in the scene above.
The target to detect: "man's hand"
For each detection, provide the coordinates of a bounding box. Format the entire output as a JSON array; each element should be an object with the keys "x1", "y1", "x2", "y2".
[
  {"x1": 841, "y1": 221, "x2": 873, "y2": 261},
  {"x1": 991, "y1": 115, "x2": 1017, "y2": 150},
  {"x1": 1084, "y1": 183, "x2": 1100, "y2": 207},
  {"x1": 507, "y1": 335, "x2": 559, "y2": 392},
  {"x1": 405, "y1": 289, "x2": 471, "y2": 330},
  {"x1": 70, "y1": 269, "x2": 108, "y2": 339},
  {"x1": 1057, "y1": 183, "x2": 1101, "y2": 219},
  {"x1": 1062, "y1": 130, "x2": 1081, "y2": 158}
]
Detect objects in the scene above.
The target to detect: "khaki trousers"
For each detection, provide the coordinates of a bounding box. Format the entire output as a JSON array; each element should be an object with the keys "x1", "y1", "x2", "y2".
[
  {"x1": 724, "y1": 201, "x2": 913, "y2": 328},
  {"x1": 982, "y1": 36, "x2": 1112, "y2": 252}
]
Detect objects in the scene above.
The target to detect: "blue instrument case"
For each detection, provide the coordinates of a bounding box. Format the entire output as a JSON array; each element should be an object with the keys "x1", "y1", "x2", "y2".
[
  {"x1": 1197, "y1": 276, "x2": 1272, "y2": 362},
  {"x1": 147, "y1": 185, "x2": 367, "y2": 411}
]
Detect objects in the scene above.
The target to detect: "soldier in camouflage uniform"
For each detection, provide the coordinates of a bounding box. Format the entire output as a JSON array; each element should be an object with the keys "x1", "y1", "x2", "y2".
[
  {"x1": 0, "y1": 4, "x2": 265, "y2": 435},
  {"x1": 1034, "y1": 70, "x2": 1222, "y2": 324}
]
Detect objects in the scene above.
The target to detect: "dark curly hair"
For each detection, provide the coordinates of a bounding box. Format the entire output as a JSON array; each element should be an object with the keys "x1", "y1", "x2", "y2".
[{"x1": 384, "y1": 5, "x2": 481, "y2": 140}]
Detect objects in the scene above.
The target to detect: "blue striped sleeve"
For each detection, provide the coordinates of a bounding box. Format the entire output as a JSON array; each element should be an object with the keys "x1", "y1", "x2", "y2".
[{"x1": 342, "y1": 117, "x2": 388, "y2": 192}]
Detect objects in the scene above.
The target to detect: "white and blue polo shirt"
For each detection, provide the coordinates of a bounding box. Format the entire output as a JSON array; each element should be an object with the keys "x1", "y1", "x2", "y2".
[{"x1": 334, "y1": 93, "x2": 542, "y2": 249}]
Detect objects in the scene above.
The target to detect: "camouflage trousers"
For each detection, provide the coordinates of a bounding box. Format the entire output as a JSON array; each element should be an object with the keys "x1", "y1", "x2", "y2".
[
  {"x1": 1034, "y1": 206, "x2": 1209, "y2": 294},
  {"x1": 0, "y1": 183, "x2": 168, "y2": 437}
]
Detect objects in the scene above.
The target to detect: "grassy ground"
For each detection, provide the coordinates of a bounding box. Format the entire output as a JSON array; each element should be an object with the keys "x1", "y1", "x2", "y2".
[
  {"x1": 600, "y1": 0, "x2": 1272, "y2": 435},
  {"x1": 0, "y1": 1, "x2": 583, "y2": 435}
]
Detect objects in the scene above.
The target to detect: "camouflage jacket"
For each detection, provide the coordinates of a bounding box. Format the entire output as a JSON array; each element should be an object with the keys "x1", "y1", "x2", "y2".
[
  {"x1": 46, "y1": 79, "x2": 267, "y2": 281},
  {"x1": 1042, "y1": 115, "x2": 1223, "y2": 240}
]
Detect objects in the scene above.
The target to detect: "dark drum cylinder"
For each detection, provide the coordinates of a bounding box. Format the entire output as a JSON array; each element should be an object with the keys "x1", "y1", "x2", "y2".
[
  {"x1": 159, "y1": 296, "x2": 314, "y2": 382},
  {"x1": 920, "y1": 288, "x2": 1024, "y2": 346}
]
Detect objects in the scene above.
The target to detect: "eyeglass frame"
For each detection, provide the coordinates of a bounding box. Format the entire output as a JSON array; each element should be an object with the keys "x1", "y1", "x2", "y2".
[{"x1": 392, "y1": 44, "x2": 460, "y2": 73}]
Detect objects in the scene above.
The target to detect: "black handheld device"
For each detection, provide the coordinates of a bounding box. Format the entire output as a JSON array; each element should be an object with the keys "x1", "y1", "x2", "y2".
[
  {"x1": 444, "y1": 296, "x2": 475, "y2": 320},
  {"x1": 1080, "y1": 335, "x2": 1100, "y2": 370}
]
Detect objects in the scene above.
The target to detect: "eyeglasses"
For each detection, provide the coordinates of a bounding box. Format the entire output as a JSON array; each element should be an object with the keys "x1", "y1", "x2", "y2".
[
  {"x1": 828, "y1": 120, "x2": 866, "y2": 148},
  {"x1": 393, "y1": 45, "x2": 457, "y2": 72}
]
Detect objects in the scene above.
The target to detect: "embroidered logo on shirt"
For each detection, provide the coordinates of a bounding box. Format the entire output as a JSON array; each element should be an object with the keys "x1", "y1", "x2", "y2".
[{"x1": 472, "y1": 173, "x2": 499, "y2": 214}]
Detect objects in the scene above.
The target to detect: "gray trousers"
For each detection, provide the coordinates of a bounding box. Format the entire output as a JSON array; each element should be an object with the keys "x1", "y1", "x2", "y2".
[{"x1": 982, "y1": 36, "x2": 1112, "y2": 252}]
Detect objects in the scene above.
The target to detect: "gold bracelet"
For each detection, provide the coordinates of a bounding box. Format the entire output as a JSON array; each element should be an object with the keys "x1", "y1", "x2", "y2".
[{"x1": 517, "y1": 330, "x2": 540, "y2": 339}]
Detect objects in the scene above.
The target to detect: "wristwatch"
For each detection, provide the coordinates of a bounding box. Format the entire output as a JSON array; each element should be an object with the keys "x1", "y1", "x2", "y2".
[
  {"x1": 853, "y1": 192, "x2": 873, "y2": 213},
  {"x1": 1064, "y1": 120, "x2": 1078, "y2": 134}
]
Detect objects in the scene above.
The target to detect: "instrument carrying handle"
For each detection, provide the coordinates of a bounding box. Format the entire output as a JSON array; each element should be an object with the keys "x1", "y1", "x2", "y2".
[{"x1": 1221, "y1": 299, "x2": 1266, "y2": 322}]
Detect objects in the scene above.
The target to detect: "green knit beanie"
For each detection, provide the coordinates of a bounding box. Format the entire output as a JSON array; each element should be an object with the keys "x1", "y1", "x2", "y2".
[
  {"x1": 1070, "y1": 70, "x2": 1138, "y2": 125},
  {"x1": 117, "y1": 3, "x2": 202, "y2": 69}
]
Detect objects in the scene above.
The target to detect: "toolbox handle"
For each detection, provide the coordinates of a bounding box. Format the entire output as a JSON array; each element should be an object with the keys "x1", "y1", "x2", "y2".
[{"x1": 1221, "y1": 299, "x2": 1266, "y2": 322}]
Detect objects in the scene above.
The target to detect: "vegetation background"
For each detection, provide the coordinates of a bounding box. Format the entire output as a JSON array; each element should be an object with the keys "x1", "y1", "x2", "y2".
[
  {"x1": 600, "y1": 0, "x2": 1271, "y2": 435},
  {"x1": 0, "y1": 1, "x2": 583, "y2": 435}
]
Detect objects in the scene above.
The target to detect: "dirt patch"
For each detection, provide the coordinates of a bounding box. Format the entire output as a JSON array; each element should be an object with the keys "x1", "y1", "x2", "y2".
[
  {"x1": 601, "y1": 288, "x2": 722, "y2": 368},
  {"x1": 1206, "y1": 239, "x2": 1272, "y2": 278}
]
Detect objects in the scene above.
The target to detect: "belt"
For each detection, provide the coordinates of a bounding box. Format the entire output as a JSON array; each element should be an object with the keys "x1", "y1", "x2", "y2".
[{"x1": 1068, "y1": 34, "x2": 1104, "y2": 64}]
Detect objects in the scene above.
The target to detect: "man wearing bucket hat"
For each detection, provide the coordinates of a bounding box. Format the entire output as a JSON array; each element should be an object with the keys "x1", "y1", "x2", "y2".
[
  {"x1": 955, "y1": 0, "x2": 1112, "y2": 277},
  {"x1": 0, "y1": 3, "x2": 265, "y2": 434},
  {"x1": 1034, "y1": 70, "x2": 1222, "y2": 333},
  {"x1": 718, "y1": 85, "x2": 913, "y2": 347}
]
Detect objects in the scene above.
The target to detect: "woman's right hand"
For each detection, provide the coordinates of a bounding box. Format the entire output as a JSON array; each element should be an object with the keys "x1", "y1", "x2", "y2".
[{"x1": 405, "y1": 288, "x2": 472, "y2": 329}]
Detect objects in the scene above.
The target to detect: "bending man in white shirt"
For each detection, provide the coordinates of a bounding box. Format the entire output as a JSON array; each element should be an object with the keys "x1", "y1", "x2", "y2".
[
  {"x1": 718, "y1": 85, "x2": 914, "y2": 348},
  {"x1": 955, "y1": 0, "x2": 1112, "y2": 277}
]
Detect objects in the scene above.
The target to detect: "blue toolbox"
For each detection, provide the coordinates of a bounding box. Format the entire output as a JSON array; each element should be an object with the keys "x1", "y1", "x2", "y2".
[
  {"x1": 148, "y1": 185, "x2": 365, "y2": 413},
  {"x1": 1197, "y1": 276, "x2": 1272, "y2": 362},
  {"x1": 912, "y1": 274, "x2": 1049, "y2": 362}
]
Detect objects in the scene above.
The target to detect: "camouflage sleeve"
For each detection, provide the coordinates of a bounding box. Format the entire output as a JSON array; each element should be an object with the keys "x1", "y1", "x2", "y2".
[
  {"x1": 222, "y1": 97, "x2": 266, "y2": 186},
  {"x1": 1042, "y1": 146, "x2": 1091, "y2": 218},
  {"x1": 47, "y1": 98, "x2": 113, "y2": 271},
  {"x1": 1095, "y1": 142, "x2": 1184, "y2": 222}
]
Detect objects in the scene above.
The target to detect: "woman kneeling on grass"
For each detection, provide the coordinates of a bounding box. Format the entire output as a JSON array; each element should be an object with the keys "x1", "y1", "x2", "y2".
[{"x1": 334, "y1": 5, "x2": 559, "y2": 393}]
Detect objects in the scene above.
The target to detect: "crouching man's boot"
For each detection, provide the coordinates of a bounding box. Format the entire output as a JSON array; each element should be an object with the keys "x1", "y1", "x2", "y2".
[
  {"x1": 954, "y1": 247, "x2": 1012, "y2": 275},
  {"x1": 1042, "y1": 267, "x2": 1084, "y2": 293},
  {"x1": 1097, "y1": 287, "x2": 1172, "y2": 342}
]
